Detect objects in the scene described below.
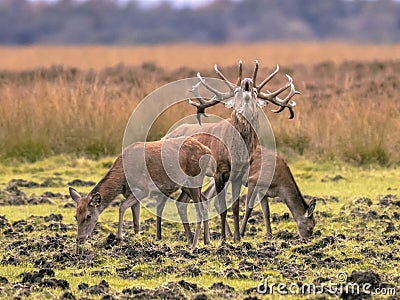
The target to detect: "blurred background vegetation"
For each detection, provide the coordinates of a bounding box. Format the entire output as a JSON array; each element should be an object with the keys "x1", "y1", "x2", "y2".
[{"x1": 0, "y1": 0, "x2": 399, "y2": 44}]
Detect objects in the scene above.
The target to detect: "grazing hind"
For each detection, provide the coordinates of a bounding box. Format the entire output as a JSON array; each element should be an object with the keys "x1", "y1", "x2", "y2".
[
  {"x1": 69, "y1": 137, "x2": 215, "y2": 248},
  {"x1": 240, "y1": 146, "x2": 316, "y2": 240}
]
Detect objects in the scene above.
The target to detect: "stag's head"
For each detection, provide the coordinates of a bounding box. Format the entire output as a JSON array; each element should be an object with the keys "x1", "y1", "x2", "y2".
[
  {"x1": 223, "y1": 61, "x2": 260, "y2": 122},
  {"x1": 230, "y1": 77, "x2": 259, "y2": 122},
  {"x1": 189, "y1": 60, "x2": 300, "y2": 125},
  {"x1": 297, "y1": 198, "x2": 316, "y2": 240},
  {"x1": 69, "y1": 187, "x2": 102, "y2": 243}
]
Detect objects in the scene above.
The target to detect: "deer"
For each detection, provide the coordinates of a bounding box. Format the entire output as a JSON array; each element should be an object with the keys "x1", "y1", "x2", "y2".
[
  {"x1": 239, "y1": 146, "x2": 316, "y2": 240},
  {"x1": 164, "y1": 132, "x2": 231, "y2": 244},
  {"x1": 68, "y1": 137, "x2": 216, "y2": 249},
  {"x1": 164, "y1": 60, "x2": 299, "y2": 242}
]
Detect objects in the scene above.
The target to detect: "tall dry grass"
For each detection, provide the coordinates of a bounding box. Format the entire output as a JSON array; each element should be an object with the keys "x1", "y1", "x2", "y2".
[
  {"x1": 0, "y1": 44, "x2": 399, "y2": 165},
  {"x1": 269, "y1": 60, "x2": 400, "y2": 165},
  {"x1": 0, "y1": 65, "x2": 158, "y2": 161}
]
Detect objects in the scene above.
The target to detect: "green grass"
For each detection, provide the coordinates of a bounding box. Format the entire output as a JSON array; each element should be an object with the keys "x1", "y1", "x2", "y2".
[{"x1": 0, "y1": 157, "x2": 399, "y2": 299}]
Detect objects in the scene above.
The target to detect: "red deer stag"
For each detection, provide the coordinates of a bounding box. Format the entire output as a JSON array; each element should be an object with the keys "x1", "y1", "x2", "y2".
[{"x1": 165, "y1": 60, "x2": 299, "y2": 242}]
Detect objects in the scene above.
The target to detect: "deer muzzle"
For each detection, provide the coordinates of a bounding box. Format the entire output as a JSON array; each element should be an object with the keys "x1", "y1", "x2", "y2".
[{"x1": 76, "y1": 235, "x2": 89, "y2": 244}]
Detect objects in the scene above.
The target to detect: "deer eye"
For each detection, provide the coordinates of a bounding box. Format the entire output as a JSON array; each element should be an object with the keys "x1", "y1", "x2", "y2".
[{"x1": 86, "y1": 214, "x2": 92, "y2": 220}]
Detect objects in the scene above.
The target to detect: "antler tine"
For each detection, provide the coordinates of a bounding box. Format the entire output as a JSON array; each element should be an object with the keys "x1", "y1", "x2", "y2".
[
  {"x1": 197, "y1": 72, "x2": 224, "y2": 99},
  {"x1": 268, "y1": 83, "x2": 300, "y2": 119},
  {"x1": 256, "y1": 65, "x2": 280, "y2": 92},
  {"x1": 266, "y1": 74, "x2": 293, "y2": 99},
  {"x1": 236, "y1": 60, "x2": 243, "y2": 86},
  {"x1": 197, "y1": 72, "x2": 234, "y2": 101},
  {"x1": 252, "y1": 59, "x2": 259, "y2": 84},
  {"x1": 258, "y1": 75, "x2": 300, "y2": 119},
  {"x1": 272, "y1": 84, "x2": 299, "y2": 108},
  {"x1": 188, "y1": 81, "x2": 220, "y2": 125},
  {"x1": 190, "y1": 72, "x2": 235, "y2": 124},
  {"x1": 214, "y1": 64, "x2": 236, "y2": 91}
]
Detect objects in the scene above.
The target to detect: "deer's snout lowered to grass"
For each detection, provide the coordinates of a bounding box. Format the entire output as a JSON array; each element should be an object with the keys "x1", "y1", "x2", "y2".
[
  {"x1": 69, "y1": 136, "x2": 215, "y2": 249},
  {"x1": 240, "y1": 146, "x2": 316, "y2": 240}
]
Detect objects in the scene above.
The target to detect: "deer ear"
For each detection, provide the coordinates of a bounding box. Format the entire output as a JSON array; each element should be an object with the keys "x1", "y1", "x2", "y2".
[
  {"x1": 89, "y1": 193, "x2": 102, "y2": 207},
  {"x1": 256, "y1": 99, "x2": 266, "y2": 108},
  {"x1": 69, "y1": 187, "x2": 81, "y2": 203},
  {"x1": 304, "y1": 199, "x2": 316, "y2": 218}
]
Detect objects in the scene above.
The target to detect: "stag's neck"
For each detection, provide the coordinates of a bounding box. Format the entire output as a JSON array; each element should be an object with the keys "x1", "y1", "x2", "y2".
[
  {"x1": 90, "y1": 155, "x2": 127, "y2": 212},
  {"x1": 231, "y1": 110, "x2": 259, "y2": 155}
]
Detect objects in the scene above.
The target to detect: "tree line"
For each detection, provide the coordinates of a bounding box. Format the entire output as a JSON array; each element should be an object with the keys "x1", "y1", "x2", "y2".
[{"x1": 0, "y1": 0, "x2": 399, "y2": 44}]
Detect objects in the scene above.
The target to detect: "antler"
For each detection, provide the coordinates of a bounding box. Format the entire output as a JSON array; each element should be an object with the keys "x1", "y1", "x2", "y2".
[
  {"x1": 236, "y1": 60, "x2": 243, "y2": 86},
  {"x1": 189, "y1": 65, "x2": 238, "y2": 124},
  {"x1": 256, "y1": 65, "x2": 280, "y2": 92},
  {"x1": 189, "y1": 82, "x2": 220, "y2": 125},
  {"x1": 252, "y1": 60, "x2": 259, "y2": 84},
  {"x1": 257, "y1": 74, "x2": 300, "y2": 119},
  {"x1": 213, "y1": 64, "x2": 235, "y2": 92},
  {"x1": 189, "y1": 60, "x2": 300, "y2": 122}
]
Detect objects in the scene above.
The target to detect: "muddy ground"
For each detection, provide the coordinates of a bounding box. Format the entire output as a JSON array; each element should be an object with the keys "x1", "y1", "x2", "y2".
[{"x1": 0, "y1": 178, "x2": 399, "y2": 299}]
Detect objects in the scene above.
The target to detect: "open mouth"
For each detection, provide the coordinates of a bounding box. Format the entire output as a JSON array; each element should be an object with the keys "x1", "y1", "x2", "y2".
[{"x1": 244, "y1": 80, "x2": 250, "y2": 92}]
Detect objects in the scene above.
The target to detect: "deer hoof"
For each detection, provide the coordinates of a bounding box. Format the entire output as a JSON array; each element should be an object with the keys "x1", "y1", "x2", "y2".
[{"x1": 233, "y1": 233, "x2": 241, "y2": 243}]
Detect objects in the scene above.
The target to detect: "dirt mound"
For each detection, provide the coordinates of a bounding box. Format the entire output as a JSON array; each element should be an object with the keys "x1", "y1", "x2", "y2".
[
  {"x1": 68, "y1": 179, "x2": 96, "y2": 187},
  {"x1": 122, "y1": 282, "x2": 187, "y2": 299}
]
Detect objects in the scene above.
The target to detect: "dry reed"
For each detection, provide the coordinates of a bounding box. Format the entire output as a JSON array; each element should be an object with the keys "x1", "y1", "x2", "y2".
[{"x1": 0, "y1": 44, "x2": 398, "y2": 165}]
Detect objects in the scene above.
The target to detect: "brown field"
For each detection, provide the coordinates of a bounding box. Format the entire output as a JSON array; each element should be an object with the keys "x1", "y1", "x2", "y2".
[
  {"x1": 0, "y1": 43, "x2": 399, "y2": 165},
  {"x1": 0, "y1": 43, "x2": 400, "y2": 71}
]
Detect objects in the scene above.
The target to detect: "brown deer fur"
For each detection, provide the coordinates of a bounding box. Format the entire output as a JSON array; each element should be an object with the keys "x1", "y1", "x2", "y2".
[
  {"x1": 69, "y1": 137, "x2": 215, "y2": 248},
  {"x1": 240, "y1": 146, "x2": 316, "y2": 239}
]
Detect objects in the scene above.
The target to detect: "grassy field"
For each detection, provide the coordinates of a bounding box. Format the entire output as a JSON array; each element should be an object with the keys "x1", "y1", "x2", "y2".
[
  {"x1": 0, "y1": 157, "x2": 399, "y2": 299},
  {"x1": 0, "y1": 43, "x2": 399, "y2": 299}
]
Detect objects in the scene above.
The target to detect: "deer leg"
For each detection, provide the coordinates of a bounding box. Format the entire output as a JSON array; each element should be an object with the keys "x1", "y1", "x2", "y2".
[
  {"x1": 221, "y1": 173, "x2": 233, "y2": 237},
  {"x1": 231, "y1": 178, "x2": 242, "y2": 242},
  {"x1": 186, "y1": 188, "x2": 203, "y2": 249},
  {"x1": 199, "y1": 193, "x2": 211, "y2": 245},
  {"x1": 131, "y1": 200, "x2": 141, "y2": 234},
  {"x1": 202, "y1": 199, "x2": 210, "y2": 245},
  {"x1": 118, "y1": 194, "x2": 139, "y2": 241},
  {"x1": 214, "y1": 175, "x2": 228, "y2": 241},
  {"x1": 176, "y1": 190, "x2": 194, "y2": 245},
  {"x1": 213, "y1": 188, "x2": 232, "y2": 237},
  {"x1": 224, "y1": 218, "x2": 233, "y2": 237},
  {"x1": 240, "y1": 184, "x2": 257, "y2": 237},
  {"x1": 156, "y1": 196, "x2": 168, "y2": 240},
  {"x1": 260, "y1": 196, "x2": 272, "y2": 239},
  {"x1": 205, "y1": 177, "x2": 232, "y2": 238},
  {"x1": 192, "y1": 203, "x2": 203, "y2": 249}
]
